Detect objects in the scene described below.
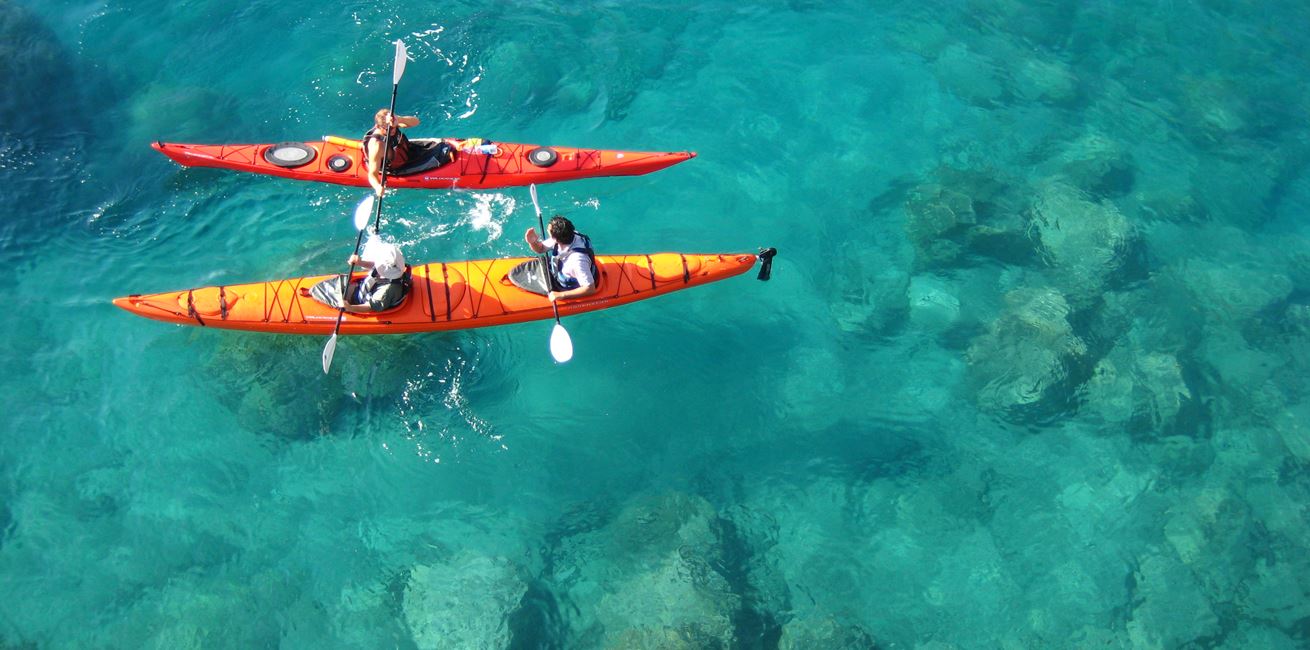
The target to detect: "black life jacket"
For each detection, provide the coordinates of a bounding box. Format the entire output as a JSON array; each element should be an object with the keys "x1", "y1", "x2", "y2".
[{"x1": 362, "y1": 126, "x2": 411, "y2": 169}]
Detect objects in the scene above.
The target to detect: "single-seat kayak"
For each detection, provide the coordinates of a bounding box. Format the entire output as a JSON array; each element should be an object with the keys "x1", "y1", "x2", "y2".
[
  {"x1": 113, "y1": 251, "x2": 771, "y2": 335},
  {"x1": 151, "y1": 137, "x2": 695, "y2": 190}
]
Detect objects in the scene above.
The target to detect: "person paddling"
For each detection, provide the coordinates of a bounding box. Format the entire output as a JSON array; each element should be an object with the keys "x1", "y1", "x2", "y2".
[
  {"x1": 308, "y1": 236, "x2": 411, "y2": 312},
  {"x1": 524, "y1": 215, "x2": 598, "y2": 303},
  {"x1": 363, "y1": 108, "x2": 420, "y2": 196}
]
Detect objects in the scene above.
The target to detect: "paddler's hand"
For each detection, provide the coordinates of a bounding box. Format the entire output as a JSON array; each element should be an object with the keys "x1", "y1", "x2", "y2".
[
  {"x1": 524, "y1": 227, "x2": 540, "y2": 246},
  {"x1": 546, "y1": 291, "x2": 558, "y2": 303},
  {"x1": 348, "y1": 254, "x2": 361, "y2": 266}
]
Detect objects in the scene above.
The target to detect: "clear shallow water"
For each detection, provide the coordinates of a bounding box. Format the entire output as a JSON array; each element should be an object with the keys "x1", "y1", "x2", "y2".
[{"x1": 4, "y1": 0, "x2": 1310, "y2": 647}]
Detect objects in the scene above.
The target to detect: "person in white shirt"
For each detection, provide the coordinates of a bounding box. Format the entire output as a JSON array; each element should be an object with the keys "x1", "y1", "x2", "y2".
[{"x1": 524, "y1": 215, "x2": 598, "y2": 303}]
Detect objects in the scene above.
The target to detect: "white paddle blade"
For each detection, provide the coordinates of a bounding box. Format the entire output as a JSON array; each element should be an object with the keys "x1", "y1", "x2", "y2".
[
  {"x1": 354, "y1": 194, "x2": 376, "y2": 230},
  {"x1": 529, "y1": 183, "x2": 541, "y2": 215},
  {"x1": 392, "y1": 40, "x2": 408, "y2": 85},
  {"x1": 322, "y1": 333, "x2": 338, "y2": 374},
  {"x1": 550, "y1": 322, "x2": 573, "y2": 363}
]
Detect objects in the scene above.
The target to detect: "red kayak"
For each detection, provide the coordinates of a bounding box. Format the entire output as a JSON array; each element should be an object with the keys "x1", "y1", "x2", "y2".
[{"x1": 152, "y1": 137, "x2": 695, "y2": 190}]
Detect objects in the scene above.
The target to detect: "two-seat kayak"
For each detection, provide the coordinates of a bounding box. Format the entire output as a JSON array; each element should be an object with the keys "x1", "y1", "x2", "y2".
[
  {"x1": 152, "y1": 137, "x2": 695, "y2": 190},
  {"x1": 113, "y1": 250, "x2": 773, "y2": 335}
]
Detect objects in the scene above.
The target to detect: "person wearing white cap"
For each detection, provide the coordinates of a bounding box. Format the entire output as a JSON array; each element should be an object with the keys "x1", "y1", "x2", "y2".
[{"x1": 340, "y1": 236, "x2": 409, "y2": 312}]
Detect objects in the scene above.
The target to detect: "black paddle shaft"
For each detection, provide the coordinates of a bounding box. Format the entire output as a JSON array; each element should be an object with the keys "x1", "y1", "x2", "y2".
[
  {"x1": 370, "y1": 82, "x2": 402, "y2": 234},
  {"x1": 532, "y1": 190, "x2": 563, "y2": 325},
  {"x1": 333, "y1": 82, "x2": 402, "y2": 340}
]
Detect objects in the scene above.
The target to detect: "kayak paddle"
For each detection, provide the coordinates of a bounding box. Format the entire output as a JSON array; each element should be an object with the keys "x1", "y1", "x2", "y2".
[
  {"x1": 529, "y1": 183, "x2": 573, "y2": 363},
  {"x1": 321, "y1": 195, "x2": 378, "y2": 373},
  {"x1": 322, "y1": 39, "x2": 409, "y2": 374},
  {"x1": 369, "y1": 39, "x2": 408, "y2": 233}
]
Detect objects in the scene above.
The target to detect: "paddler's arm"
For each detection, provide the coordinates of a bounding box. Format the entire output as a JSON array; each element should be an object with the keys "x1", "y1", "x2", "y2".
[
  {"x1": 364, "y1": 139, "x2": 386, "y2": 197},
  {"x1": 339, "y1": 255, "x2": 377, "y2": 312},
  {"x1": 393, "y1": 115, "x2": 420, "y2": 128},
  {"x1": 548, "y1": 283, "x2": 598, "y2": 303},
  {"x1": 524, "y1": 227, "x2": 547, "y2": 254}
]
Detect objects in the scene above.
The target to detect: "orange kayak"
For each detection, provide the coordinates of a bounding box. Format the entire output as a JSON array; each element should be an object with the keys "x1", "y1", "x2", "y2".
[
  {"x1": 113, "y1": 252, "x2": 764, "y2": 335},
  {"x1": 151, "y1": 137, "x2": 695, "y2": 190}
]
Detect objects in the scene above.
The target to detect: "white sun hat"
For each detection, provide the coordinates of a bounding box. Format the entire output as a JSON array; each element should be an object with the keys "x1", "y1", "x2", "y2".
[{"x1": 362, "y1": 236, "x2": 406, "y2": 280}]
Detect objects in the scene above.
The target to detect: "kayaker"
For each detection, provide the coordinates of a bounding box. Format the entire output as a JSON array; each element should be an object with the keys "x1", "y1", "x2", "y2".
[
  {"x1": 363, "y1": 109, "x2": 420, "y2": 196},
  {"x1": 338, "y1": 238, "x2": 410, "y2": 312},
  {"x1": 524, "y1": 216, "x2": 599, "y2": 302},
  {"x1": 306, "y1": 235, "x2": 408, "y2": 311}
]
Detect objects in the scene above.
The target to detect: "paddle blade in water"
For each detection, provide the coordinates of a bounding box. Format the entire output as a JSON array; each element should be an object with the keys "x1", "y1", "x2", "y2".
[
  {"x1": 550, "y1": 323, "x2": 573, "y2": 363},
  {"x1": 530, "y1": 183, "x2": 540, "y2": 215},
  {"x1": 354, "y1": 195, "x2": 375, "y2": 230},
  {"x1": 392, "y1": 40, "x2": 408, "y2": 85},
  {"x1": 322, "y1": 333, "x2": 338, "y2": 374}
]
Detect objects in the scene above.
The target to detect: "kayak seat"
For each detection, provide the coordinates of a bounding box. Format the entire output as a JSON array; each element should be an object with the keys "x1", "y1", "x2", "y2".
[
  {"x1": 506, "y1": 260, "x2": 611, "y2": 296},
  {"x1": 390, "y1": 139, "x2": 456, "y2": 176}
]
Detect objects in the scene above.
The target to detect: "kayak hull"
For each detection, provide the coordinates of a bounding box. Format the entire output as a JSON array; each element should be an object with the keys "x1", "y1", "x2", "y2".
[
  {"x1": 113, "y1": 253, "x2": 757, "y2": 335},
  {"x1": 151, "y1": 138, "x2": 695, "y2": 190}
]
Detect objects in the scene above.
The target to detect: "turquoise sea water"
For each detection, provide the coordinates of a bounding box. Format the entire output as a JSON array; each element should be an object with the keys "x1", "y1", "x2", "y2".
[{"x1": 4, "y1": 0, "x2": 1310, "y2": 647}]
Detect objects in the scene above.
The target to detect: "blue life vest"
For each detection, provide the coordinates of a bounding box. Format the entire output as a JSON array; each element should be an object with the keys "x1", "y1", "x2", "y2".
[{"x1": 549, "y1": 233, "x2": 597, "y2": 290}]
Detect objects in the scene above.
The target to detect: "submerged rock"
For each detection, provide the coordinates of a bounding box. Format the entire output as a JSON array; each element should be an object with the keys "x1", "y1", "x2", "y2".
[
  {"x1": 828, "y1": 246, "x2": 909, "y2": 337},
  {"x1": 904, "y1": 167, "x2": 1033, "y2": 269},
  {"x1": 476, "y1": 40, "x2": 562, "y2": 117},
  {"x1": 932, "y1": 44, "x2": 1005, "y2": 106},
  {"x1": 0, "y1": 2, "x2": 82, "y2": 132},
  {"x1": 206, "y1": 332, "x2": 434, "y2": 438},
  {"x1": 778, "y1": 613, "x2": 877, "y2": 649},
  {"x1": 1045, "y1": 133, "x2": 1135, "y2": 197},
  {"x1": 548, "y1": 492, "x2": 742, "y2": 648},
  {"x1": 1026, "y1": 181, "x2": 1139, "y2": 308},
  {"x1": 967, "y1": 287, "x2": 1088, "y2": 422},
  {"x1": 1010, "y1": 57, "x2": 1079, "y2": 105},
  {"x1": 1274, "y1": 402, "x2": 1310, "y2": 464},
  {"x1": 1177, "y1": 74, "x2": 1254, "y2": 144},
  {"x1": 1188, "y1": 143, "x2": 1281, "y2": 229},
  {"x1": 403, "y1": 552, "x2": 528, "y2": 650},
  {"x1": 908, "y1": 274, "x2": 961, "y2": 332},
  {"x1": 1234, "y1": 557, "x2": 1310, "y2": 633},
  {"x1": 1218, "y1": 623, "x2": 1300, "y2": 650},
  {"x1": 1168, "y1": 260, "x2": 1292, "y2": 326},
  {"x1": 1083, "y1": 345, "x2": 1194, "y2": 436},
  {"x1": 207, "y1": 333, "x2": 345, "y2": 438},
  {"x1": 905, "y1": 182, "x2": 974, "y2": 267},
  {"x1": 125, "y1": 83, "x2": 240, "y2": 143},
  {"x1": 1126, "y1": 554, "x2": 1219, "y2": 649}
]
